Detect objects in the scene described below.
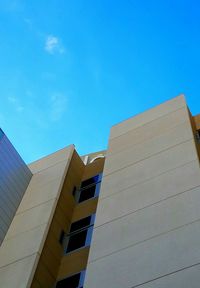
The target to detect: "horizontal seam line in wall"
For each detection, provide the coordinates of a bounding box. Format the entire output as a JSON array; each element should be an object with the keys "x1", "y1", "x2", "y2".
[
  {"x1": 26, "y1": 175, "x2": 63, "y2": 192},
  {"x1": 110, "y1": 105, "x2": 186, "y2": 141},
  {"x1": 108, "y1": 107, "x2": 188, "y2": 156},
  {"x1": 130, "y1": 262, "x2": 200, "y2": 288},
  {"x1": 4, "y1": 222, "x2": 48, "y2": 242},
  {"x1": 99, "y1": 158, "x2": 198, "y2": 201},
  {"x1": 0, "y1": 252, "x2": 39, "y2": 270},
  {"x1": 16, "y1": 198, "x2": 55, "y2": 216},
  {"x1": 89, "y1": 217, "x2": 200, "y2": 264},
  {"x1": 107, "y1": 121, "x2": 192, "y2": 159},
  {"x1": 16, "y1": 197, "x2": 57, "y2": 216},
  {"x1": 12, "y1": 209, "x2": 71, "y2": 242},
  {"x1": 30, "y1": 158, "x2": 68, "y2": 174},
  {"x1": 105, "y1": 130, "x2": 193, "y2": 176},
  {"x1": 103, "y1": 138, "x2": 194, "y2": 178},
  {"x1": 94, "y1": 183, "x2": 200, "y2": 229}
]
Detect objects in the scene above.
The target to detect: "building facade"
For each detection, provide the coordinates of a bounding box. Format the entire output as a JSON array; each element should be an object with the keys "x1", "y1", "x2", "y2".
[
  {"x1": 0, "y1": 95, "x2": 200, "y2": 287},
  {"x1": 0, "y1": 128, "x2": 32, "y2": 245}
]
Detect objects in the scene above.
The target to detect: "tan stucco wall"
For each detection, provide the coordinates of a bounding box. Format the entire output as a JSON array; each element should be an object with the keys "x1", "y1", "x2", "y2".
[
  {"x1": 55, "y1": 158, "x2": 105, "y2": 282},
  {"x1": 26, "y1": 151, "x2": 105, "y2": 287},
  {"x1": 85, "y1": 95, "x2": 200, "y2": 287},
  {"x1": 58, "y1": 247, "x2": 90, "y2": 280},
  {"x1": 0, "y1": 146, "x2": 74, "y2": 288},
  {"x1": 194, "y1": 113, "x2": 200, "y2": 130},
  {"x1": 30, "y1": 149, "x2": 84, "y2": 287}
]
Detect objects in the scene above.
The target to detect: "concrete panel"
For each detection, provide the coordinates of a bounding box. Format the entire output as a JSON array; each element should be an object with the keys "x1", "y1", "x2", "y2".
[
  {"x1": 27, "y1": 159, "x2": 68, "y2": 189},
  {"x1": 110, "y1": 95, "x2": 186, "y2": 139},
  {"x1": 0, "y1": 145, "x2": 74, "y2": 287},
  {"x1": 194, "y1": 114, "x2": 200, "y2": 130},
  {"x1": 85, "y1": 220, "x2": 200, "y2": 288},
  {"x1": 95, "y1": 160, "x2": 200, "y2": 226},
  {"x1": 0, "y1": 254, "x2": 39, "y2": 288},
  {"x1": 100, "y1": 139, "x2": 197, "y2": 198},
  {"x1": 0, "y1": 226, "x2": 5, "y2": 239},
  {"x1": 33, "y1": 260, "x2": 56, "y2": 288},
  {"x1": 0, "y1": 225, "x2": 47, "y2": 267},
  {"x1": 39, "y1": 245, "x2": 61, "y2": 279},
  {"x1": 138, "y1": 264, "x2": 200, "y2": 288},
  {"x1": 28, "y1": 146, "x2": 74, "y2": 173},
  {"x1": 17, "y1": 161, "x2": 68, "y2": 214},
  {"x1": 0, "y1": 132, "x2": 32, "y2": 244},
  {"x1": 104, "y1": 120, "x2": 193, "y2": 176},
  {"x1": 72, "y1": 198, "x2": 98, "y2": 222},
  {"x1": 108, "y1": 106, "x2": 190, "y2": 155},
  {"x1": 17, "y1": 178, "x2": 63, "y2": 214},
  {"x1": 58, "y1": 247, "x2": 90, "y2": 279},
  {"x1": 89, "y1": 186, "x2": 200, "y2": 262},
  {"x1": 0, "y1": 189, "x2": 17, "y2": 214},
  {"x1": 0, "y1": 216, "x2": 8, "y2": 234},
  {"x1": 0, "y1": 207, "x2": 12, "y2": 226},
  {"x1": 5, "y1": 199, "x2": 56, "y2": 240}
]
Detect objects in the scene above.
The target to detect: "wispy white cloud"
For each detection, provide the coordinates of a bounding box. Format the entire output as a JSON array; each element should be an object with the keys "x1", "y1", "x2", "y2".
[
  {"x1": 44, "y1": 35, "x2": 65, "y2": 55},
  {"x1": 49, "y1": 93, "x2": 68, "y2": 121},
  {"x1": 8, "y1": 96, "x2": 24, "y2": 113}
]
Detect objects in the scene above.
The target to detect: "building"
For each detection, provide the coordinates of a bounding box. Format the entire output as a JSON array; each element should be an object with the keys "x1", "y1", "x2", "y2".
[
  {"x1": 0, "y1": 95, "x2": 200, "y2": 287},
  {"x1": 0, "y1": 128, "x2": 32, "y2": 245}
]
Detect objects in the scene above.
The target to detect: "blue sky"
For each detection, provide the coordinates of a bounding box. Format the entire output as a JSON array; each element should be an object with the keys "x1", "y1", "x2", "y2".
[{"x1": 0, "y1": 0, "x2": 200, "y2": 163}]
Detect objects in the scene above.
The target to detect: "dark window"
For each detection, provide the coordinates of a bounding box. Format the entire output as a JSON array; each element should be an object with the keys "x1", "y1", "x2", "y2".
[
  {"x1": 74, "y1": 174, "x2": 102, "y2": 203},
  {"x1": 66, "y1": 230, "x2": 88, "y2": 252},
  {"x1": 196, "y1": 129, "x2": 200, "y2": 143},
  {"x1": 65, "y1": 215, "x2": 95, "y2": 253},
  {"x1": 56, "y1": 272, "x2": 80, "y2": 288},
  {"x1": 55, "y1": 271, "x2": 85, "y2": 288},
  {"x1": 80, "y1": 175, "x2": 99, "y2": 188},
  {"x1": 70, "y1": 216, "x2": 92, "y2": 233},
  {"x1": 79, "y1": 185, "x2": 96, "y2": 202}
]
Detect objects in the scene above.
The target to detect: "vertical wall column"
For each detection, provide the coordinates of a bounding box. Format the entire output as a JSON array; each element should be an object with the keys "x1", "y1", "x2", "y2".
[
  {"x1": 85, "y1": 95, "x2": 200, "y2": 288},
  {"x1": 0, "y1": 146, "x2": 74, "y2": 288}
]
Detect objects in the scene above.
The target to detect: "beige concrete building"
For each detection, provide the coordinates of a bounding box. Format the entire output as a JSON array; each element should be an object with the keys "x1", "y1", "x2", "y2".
[{"x1": 0, "y1": 95, "x2": 200, "y2": 287}]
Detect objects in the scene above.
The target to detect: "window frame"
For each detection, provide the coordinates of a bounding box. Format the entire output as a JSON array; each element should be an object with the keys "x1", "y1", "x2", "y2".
[
  {"x1": 55, "y1": 270, "x2": 86, "y2": 288},
  {"x1": 196, "y1": 129, "x2": 200, "y2": 143},
  {"x1": 64, "y1": 214, "x2": 95, "y2": 254},
  {"x1": 73, "y1": 174, "x2": 102, "y2": 203}
]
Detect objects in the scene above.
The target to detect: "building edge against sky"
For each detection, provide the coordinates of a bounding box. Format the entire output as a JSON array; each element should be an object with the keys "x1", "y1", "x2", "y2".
[{"x1": 0, "y1": 95, "x2": 200, "y2": 287}]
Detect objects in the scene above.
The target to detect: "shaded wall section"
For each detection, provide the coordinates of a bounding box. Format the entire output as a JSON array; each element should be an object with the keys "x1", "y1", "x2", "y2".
[{"x1": 0, "y1": 128, "x2": 32, "y2": 244}]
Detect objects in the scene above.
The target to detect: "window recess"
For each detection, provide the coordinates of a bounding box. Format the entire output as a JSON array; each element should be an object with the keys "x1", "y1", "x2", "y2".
[
  {"x1": 196, "y1": 129, "x2": 200, "y2": 143},
  {"x1": 64, "y1": 214, "x2": 95, "y2": 254},
  {"x1": 73, "y1": 174, "x2": 102, "y2": 203},
  {"x1": 55, "y1": 270, "x2": 85, "y2": 288}
]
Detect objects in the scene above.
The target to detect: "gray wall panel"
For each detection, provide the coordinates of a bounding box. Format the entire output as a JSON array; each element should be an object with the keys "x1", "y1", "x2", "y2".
[{"x1": 0, "y1": 130, "x2": 32, "y2": 245}]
